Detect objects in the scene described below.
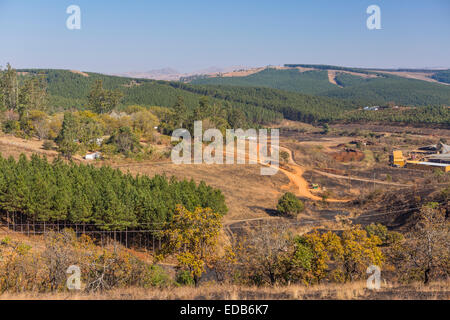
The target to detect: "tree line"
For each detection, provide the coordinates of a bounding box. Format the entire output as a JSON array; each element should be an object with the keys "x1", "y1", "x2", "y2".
[
  {"x1": 431, "y1": 69, "x2": 450, "y2": 84},
  {"x1": 341, "y1": 106, "x2": 450, "y2": 127}
]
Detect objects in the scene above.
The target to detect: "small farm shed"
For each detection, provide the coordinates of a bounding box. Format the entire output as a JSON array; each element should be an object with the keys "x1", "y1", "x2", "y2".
[{"x1": 84, "y1": 152, "x2": 101, "y2": 160}]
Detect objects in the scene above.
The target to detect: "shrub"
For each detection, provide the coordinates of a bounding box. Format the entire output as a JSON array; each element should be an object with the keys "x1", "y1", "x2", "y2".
[
  {"x1": 42, "y1": 140, "x2": 55, "y2": 150},
  {"x1": 1, "y1": 236, "x2": 11, "y2": 245},
  {"x1": 2, "y1": 120, "x2": 20, "y2": 134},
  {"x1": 280, "y1": 151, "x2": 290, "y2": 164},
  {"x1": 107, "y1": 126, "x2": 141, "y2": 156},
  {"x1": 365, "y1": 223, "x2": 403, "y2": 246},
  {"x1": 143, "y1": 265, "x2": 172, "y2": 288},
  {"x1": 277, "y1": 192, "x2": 304, "y2": 217},
  {"x1": 176, "y1": 270, "x2": 195, "y2": 286}
]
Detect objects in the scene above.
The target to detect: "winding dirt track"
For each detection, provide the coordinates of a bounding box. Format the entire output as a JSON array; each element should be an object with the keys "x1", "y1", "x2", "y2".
[
  {"x1": 221, "y1": 143, "x2": 348, "y2": 202},
  {"x1": 277, "y1": 146, "x2": 349, "y2": 202},
  {"x1": 114, "y1": 142, "x2": 348, "y2": 203}
]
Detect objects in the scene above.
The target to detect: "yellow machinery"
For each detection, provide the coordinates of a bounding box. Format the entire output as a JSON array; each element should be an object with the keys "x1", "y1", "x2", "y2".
[{"x1": 390, "y1": 150, "x2": 406, "y2": 167}]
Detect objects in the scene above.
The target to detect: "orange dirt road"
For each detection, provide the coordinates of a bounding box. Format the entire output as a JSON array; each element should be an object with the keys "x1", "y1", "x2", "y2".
[
  {"x1": 224, "y1": 143, "x2": 348, "y2": 202},
  {"x1": 278, "y1": 146, "x2": 349, "y2": 202}
]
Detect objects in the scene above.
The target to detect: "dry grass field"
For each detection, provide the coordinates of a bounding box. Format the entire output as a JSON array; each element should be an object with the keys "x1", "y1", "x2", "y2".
[
  {"x1": 110, "y1": 162, "x2": 289, "y2": 221},
  {"x1": 1, "y1": 281, "x2": 448, "y2": 300}
]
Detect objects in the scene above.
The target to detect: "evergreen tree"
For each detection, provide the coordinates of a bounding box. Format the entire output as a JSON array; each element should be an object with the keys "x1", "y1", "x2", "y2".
[
  {"x1": 56, "y1": 113, "x2": 80, "y2": 159},
  {"x1": 0, "y1": 154, "x2": 228, "y2": 229},
  {"x1": 173, "y1": 96, "x2": 189, "y2": 128},
  {"x1": 277, "y1": 192, "x2": 305, "y2": 218},
  {"x1": 1, "y1": 63, "x2": 19, "y2": 111}
]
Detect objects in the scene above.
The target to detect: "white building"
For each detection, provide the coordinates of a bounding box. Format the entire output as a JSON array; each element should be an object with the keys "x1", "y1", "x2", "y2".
[{"x1": 84, "y1": 152, "x2": 102, "y2": 160}]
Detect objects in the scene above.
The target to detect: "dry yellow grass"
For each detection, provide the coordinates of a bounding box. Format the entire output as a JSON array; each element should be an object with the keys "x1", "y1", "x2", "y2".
[{"x1": 1, "y1": 281, "x2": 448, "y2": 300}]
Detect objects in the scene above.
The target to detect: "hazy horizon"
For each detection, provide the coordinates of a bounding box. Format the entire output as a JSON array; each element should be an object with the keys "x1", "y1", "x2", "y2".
[
  {"x1": 1, "y1": 0, "x2": 449, "y2": 73},
  {"x1": 4, "y1": 64, "x2": 450, "y2": 77}
]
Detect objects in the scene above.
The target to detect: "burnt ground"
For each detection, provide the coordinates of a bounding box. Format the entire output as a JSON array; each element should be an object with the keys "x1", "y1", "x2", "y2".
[{"x1": 353, "y1": 185, "x2": 449, "y2": 231}]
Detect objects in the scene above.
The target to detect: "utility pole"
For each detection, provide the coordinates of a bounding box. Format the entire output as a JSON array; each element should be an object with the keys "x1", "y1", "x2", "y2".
[{"x1": 373, "y1": 173, "x2": 376, "y2": 190}]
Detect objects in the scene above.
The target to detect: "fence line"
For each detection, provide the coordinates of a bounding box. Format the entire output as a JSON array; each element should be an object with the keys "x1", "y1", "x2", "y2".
[
  {"x1": 0, "y1": 199, "x2": 446, "y2": 249},
  {"x1": 0, "y1": 220, "x2": 164, "y2": 251}
]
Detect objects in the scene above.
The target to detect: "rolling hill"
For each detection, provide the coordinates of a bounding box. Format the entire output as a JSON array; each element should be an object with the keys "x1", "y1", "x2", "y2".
[
  {"x1": 190, "y1": 65, "x2": 450, "y2": 107},
  {"x1": 14, "y1": 68, "x2": 450, "y2": 126},
  {"x1": 15, "y1": 69, "x2": 360, "y2": 124}
]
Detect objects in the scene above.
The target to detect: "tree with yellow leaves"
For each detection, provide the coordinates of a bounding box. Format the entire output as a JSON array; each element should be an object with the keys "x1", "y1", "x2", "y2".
[
  {"x1": 161, "y1": 205, "x2": 222, "y2": 286},
  {"x1": 294, "y1": 230, "x2": 330, "y2": 284},
  {"x1": 324, "y1": 227, "x2": 383, "y2": 282}
]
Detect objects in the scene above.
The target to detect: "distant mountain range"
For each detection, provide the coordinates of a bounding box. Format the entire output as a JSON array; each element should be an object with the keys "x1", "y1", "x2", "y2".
[{"x1": 113, "y1": 66, "x2": 249, "y2": 81}]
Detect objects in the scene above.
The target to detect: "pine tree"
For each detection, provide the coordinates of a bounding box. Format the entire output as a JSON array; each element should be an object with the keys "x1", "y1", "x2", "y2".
[
  {"x1": 1, "y1": 64, "x2": 19, "y2": 111},
  {"x1": 56, "y1": 113, "x2": 80, "y2": 159}
]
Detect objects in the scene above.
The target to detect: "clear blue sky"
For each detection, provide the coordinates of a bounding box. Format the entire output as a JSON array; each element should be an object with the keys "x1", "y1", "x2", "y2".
[{"x1": 0, "y1": 0, "x2": 449, "y2": 73}]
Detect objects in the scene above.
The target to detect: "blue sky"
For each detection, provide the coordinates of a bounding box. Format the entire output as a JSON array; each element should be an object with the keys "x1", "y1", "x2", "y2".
[{"x1": 0, "y1": 0, "x2": 449, "y2": 73}]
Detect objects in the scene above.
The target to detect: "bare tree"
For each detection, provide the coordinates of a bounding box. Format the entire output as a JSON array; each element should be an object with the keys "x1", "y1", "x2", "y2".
[
  {"x1": 41, "y1": 230, "x2": 77, "y2": 291},
  {"x1": 33, "y1": 118, "x2": 49, "y2": 140},
  {"x1": 392, "y1": 203, "x2": 449, "y2": 284},
  {"x1": 232, "y1": 222, "x2": 292, "y2": 285}
]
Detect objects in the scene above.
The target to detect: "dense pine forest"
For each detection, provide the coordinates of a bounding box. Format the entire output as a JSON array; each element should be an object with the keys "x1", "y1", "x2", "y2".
[
  {"x1": 170, "y1": 82, "x2": 356, "y2": 123},
  {"x1": 341, "y1": 105, "x2": 450, "y2": 126},
  {"x1": 192, "y1": 67, "x2": 450, "y2": 107},
  {"x1": 14, "y1": 69, "x2": 282, "y2": 126},
  {"x1": 432, "y1": 70, "x2": 450, "y2": 84},
  {"x1": 0, "y1": 154, "x2": 227, "y2": 229},
  {"x1": 327, "y1": 74, "x2": 450, "y2": 106},
  {"x1": 192, "y1": 69, "x2": 338, "y2": 95}
]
